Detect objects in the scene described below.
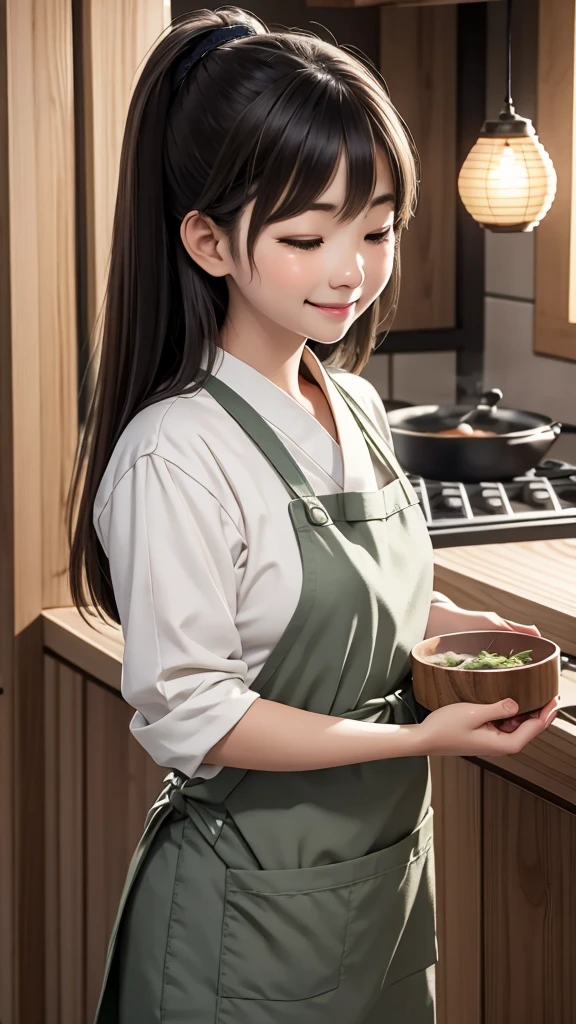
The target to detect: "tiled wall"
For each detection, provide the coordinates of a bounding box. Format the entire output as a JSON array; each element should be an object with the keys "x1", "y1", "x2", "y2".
[
  {"x1": 365, "y1": 0, "x2": 576, "y2": 464},
  {"x1": 361, "y1": 349, "x2": 456, "y2": 406}
]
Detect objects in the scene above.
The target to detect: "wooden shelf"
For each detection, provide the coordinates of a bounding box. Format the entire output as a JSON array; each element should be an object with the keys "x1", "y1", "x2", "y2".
[{"x1": 42, "y1": 606, "x2": 122, "y2": 691}]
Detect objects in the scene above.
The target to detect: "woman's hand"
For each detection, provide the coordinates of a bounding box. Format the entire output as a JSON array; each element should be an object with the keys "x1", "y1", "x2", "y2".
[
  {"x1": 424, "y1": 601, "x2": 544, "y2": 732},
  {"x1": 416, "y1": 695, "x2": 561, "y2": 758},
  {"x1": 425, "y1": 599, "x2": 540, "y2": 641}
]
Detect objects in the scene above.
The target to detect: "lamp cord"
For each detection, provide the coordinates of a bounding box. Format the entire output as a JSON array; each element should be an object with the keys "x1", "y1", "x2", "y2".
[{"x1": 505, "y1": 0, "x2": 513, "y2": 109}]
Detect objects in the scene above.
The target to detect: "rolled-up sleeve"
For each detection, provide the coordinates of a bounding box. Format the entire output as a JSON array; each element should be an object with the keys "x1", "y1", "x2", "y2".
[{"x1": 94, "y1": 453, "x2": 260, "y2": 780}]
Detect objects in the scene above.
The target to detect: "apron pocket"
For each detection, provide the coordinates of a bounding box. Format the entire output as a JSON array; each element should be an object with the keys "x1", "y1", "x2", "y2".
[{"x1": 217, "y1": 805, "x2": 435, "y2": 1004}]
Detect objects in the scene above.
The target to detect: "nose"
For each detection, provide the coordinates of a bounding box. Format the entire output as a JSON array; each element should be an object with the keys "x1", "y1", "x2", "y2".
[{"x1": 328, "y1": 251, "x2": 365, "y2": 292}]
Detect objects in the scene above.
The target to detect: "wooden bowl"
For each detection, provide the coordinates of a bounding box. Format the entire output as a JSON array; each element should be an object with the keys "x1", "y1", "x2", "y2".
[{"x1": 411, "y1": 631, "x2": 560, "y2": 714}]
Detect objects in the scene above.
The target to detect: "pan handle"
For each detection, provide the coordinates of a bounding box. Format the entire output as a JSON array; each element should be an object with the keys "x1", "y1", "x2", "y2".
[
  {"x1": 506, "y1": 422, "x2": 562, "y2": 446},
  {"x1": 526, "y1": 421, "x2": 562, "y2": 437},
  {"x1": 531, "y1": 421, "x2": 562, "y2": 438}
]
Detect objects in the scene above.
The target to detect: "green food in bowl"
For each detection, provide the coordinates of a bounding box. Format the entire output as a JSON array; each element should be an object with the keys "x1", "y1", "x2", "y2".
[{"x1": 428, "y1": 649, "x2": 533, "y2": 670}]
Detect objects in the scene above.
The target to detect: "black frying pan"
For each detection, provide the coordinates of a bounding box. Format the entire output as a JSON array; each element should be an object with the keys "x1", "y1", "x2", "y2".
[{"x1": 386, "y1": 389, "x2": 567, "y2": 482}]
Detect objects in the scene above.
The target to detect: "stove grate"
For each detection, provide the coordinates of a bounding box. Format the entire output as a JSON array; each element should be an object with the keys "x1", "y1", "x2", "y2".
[{"x1": 408, "y1": 465, "x2": 576, "y2": 546}]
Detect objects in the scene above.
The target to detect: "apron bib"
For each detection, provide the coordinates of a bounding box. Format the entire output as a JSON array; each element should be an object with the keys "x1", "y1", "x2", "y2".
[{"x1": 93, "y1": 373, "x2": 438, "y2": 1024}]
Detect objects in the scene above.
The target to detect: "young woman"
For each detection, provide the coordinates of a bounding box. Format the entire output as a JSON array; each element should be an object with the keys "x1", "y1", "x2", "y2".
[{"x1": 67, "y1": 9, "x2": 560, "y2": 1023}]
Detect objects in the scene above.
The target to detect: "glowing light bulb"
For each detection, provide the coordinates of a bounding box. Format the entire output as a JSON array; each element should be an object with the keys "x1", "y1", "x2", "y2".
[
  {"x1": 458, "y1": 122, "x2": 557, "y2": 232},
  {"x1": 488, "y1": 142, "x2": 529, "y2": 195}
]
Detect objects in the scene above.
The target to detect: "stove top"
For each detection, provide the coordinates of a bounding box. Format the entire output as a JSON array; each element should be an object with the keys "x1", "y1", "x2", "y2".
[{"x1": 411, "y1": 460, "x2": 576, "y2": 547}]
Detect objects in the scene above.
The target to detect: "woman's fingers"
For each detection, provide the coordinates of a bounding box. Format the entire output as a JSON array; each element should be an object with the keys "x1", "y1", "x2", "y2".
[
  {"x1": 539, "y1": 695, "x2": 562, "y2": 721},
  {"x1": 502, "y1": 698, "x2": 561, "y2": 745},
  {"x1": 490, "y1": 696, "x2": 560, "y2": 733},
  {"x1": 417, "y1": 696, "x2": 561, "y2": 757},
  {"x1": 494, "y1": 711, "x2": 534, "y2": 733},
  {"x1": 502, "y1": 619, "x2": 541, "y2": 636}
]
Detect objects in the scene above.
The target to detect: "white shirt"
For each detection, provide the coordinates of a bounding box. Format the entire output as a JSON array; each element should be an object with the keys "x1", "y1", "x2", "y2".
[{"x1": 94, "y1": 346, "x2": 444, "y2": 780}]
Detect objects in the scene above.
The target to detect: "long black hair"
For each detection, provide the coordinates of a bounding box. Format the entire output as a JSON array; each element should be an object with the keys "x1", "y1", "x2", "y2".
[{"x1": 67, "y1": 6, "x2": 419, "y2": 626}]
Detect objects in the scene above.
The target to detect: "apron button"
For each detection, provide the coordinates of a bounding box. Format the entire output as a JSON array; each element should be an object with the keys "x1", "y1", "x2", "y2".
[{"x1": 309, "y1": 506, "x2": 329, "y2": 525}]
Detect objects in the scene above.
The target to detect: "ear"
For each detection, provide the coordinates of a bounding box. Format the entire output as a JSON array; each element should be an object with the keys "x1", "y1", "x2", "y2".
[{"x1": 180, "y1": 210, "x2": 233, "y2": 278}]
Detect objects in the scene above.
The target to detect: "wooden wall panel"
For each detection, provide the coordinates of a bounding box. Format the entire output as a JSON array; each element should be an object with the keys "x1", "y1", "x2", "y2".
[
  {"x1": 2, "y1": 7, "x2": 43, "y2": 625},
  {"x1": 379, "y1": 6, "x2": 457, "y2": 331},
  {"x1": 1, "y1": 0, "x2": 76, "y2": 617},
  {"x1": 535, "y1": 0, "x2": 576, "y2": 361},
  {"x1": 35, "y1": 0, "x2": 78, "y2": 609},
  {"x1": 0, "y1": 0, "x2": 15, "y2": 1009},
  {"x1": 81, "y1": 0, "x2": 171, "y2": 392},
  {"x1": 483, "y1": 773, "x2": 576, "y2": 1024},
  {"x1": 431, "y1": 756, "x2": 482, "y2": 1024},
  {"x1": 1, "y1": 0, "x2": 53, "y2": 1016}
]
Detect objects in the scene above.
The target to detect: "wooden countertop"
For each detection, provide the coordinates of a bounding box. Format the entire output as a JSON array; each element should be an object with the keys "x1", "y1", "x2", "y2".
[
  {"x1": 42, "y1": 536, "x2": 576, "y2": 805},
  {"x1": 434, "y1": 537, "x2": 576, "y2": 657}
]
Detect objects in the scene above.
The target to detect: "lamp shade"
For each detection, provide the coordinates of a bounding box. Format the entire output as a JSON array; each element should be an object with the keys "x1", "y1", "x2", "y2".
[{"x1": 458, "y1": 111, "x2": 557, "y2": 232}]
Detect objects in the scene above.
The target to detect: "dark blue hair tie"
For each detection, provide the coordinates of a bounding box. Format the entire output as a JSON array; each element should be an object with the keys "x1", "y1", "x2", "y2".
[{"x1": 172, "y1": 24, "x2": 257, "y2": 93}]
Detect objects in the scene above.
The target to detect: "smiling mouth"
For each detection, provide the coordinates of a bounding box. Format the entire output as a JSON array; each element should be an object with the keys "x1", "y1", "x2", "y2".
[{"x1": 307, "y1": 301, "x2": 357, "y2": 309}]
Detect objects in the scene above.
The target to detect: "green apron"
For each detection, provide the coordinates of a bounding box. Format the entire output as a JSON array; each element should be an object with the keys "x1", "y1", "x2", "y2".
[{"x1": 93, "y1": 372, "x2": 437, "y2": 1024}]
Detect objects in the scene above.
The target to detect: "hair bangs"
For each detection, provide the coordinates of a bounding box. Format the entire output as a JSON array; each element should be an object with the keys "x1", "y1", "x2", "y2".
[
  {"x1": 360, "y1": 83, "x2": 419, "y2": 230},
  {"x1": 335, "y1": 92, "x2": 379, "y2": 223},
  {"x1": 243, "y1": 74, "x2": 380, "y2": 268}
]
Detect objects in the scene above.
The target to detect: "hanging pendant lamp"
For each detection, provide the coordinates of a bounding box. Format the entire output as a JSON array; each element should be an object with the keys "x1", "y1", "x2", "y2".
[{"x1": 458, "y1": 0, "x2": 557, "y2": 232}]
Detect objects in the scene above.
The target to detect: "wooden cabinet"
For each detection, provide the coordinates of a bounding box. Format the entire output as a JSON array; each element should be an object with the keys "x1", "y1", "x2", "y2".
[
  {"x1": 432, "y1": 757, "x2": 576, "y2": 1024},
  {"x1": 44, "y1": 658, "x2": 84, "y2": 1024},
  {"x1": 43, "y1": 655, "x2": 164, "y2": 1024},
  {"x1": 483, "y1": 774, "x2": 576, "y2": 1024},
  {"x1": 430, "y1": 756, "x2": 482, "y2": 1024},
  {"x1": 84, "y1": 678, "x2": 166, "y2": 1018}
]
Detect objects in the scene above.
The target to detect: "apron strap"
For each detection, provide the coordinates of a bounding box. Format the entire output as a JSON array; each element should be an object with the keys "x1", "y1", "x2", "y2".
[
  {"x1": 328, "y1": 373, "x2": 407, "y2": 482},
  {"x1": 202, "y1": 375, "x2": 317, "y2": 500}
]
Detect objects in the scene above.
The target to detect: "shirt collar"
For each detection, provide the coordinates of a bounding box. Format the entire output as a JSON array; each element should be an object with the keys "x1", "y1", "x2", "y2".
[{"x1": 200, "y1": 344, "x2": 377, "y2": 492}]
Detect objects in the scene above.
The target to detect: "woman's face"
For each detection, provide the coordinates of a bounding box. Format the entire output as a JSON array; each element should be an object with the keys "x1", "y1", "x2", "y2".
[{"x1": 225, "y1": 147, "x2": 396, "y2": 346}]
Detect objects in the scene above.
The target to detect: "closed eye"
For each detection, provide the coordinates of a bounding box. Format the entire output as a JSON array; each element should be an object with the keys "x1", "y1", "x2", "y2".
[{"x1": 279, "y1": 227, "x2": 393, "y2": 251}]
